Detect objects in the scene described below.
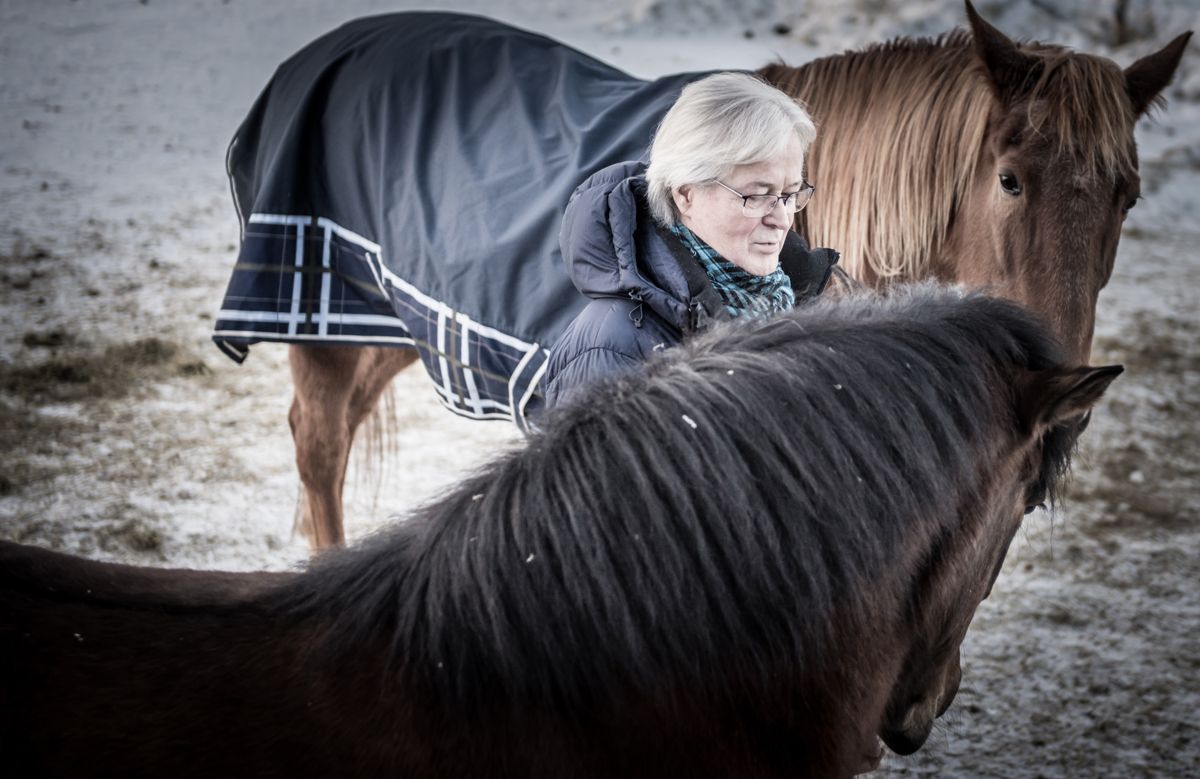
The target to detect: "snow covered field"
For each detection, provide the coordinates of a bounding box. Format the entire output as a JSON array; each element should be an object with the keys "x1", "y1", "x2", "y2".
[{"x1": 1, "y1": 0, "x2": 1197, "y2": 775}]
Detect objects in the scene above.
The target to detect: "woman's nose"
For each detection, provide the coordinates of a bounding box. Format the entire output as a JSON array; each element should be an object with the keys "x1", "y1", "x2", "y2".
[{"x1": 762, "y1": 199, "x2": 791, "y2": 228}]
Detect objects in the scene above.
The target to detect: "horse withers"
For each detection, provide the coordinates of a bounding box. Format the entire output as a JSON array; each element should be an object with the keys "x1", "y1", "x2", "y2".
[
  {"x1": 5, "y1": 288, "x2": 1121, "y2": 777},
  {"x1": 213, "y1": 2, "x2": 1187, "y2": 548}
]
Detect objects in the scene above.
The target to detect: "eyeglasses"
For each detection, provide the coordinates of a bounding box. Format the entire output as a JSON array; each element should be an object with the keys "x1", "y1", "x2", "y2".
[{"x1": 712, "y1": 179, "x2": 815, "y2": 217}]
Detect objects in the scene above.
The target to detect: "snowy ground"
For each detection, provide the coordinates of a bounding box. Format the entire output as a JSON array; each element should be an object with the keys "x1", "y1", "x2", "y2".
[{"x1": 1, "y1": 0, "x2": 1197, "y2": 775}]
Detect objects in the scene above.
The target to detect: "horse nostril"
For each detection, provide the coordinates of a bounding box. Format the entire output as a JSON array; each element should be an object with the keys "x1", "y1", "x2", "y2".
[
  {"x1": 936, "y1": 679, "x2": 961, "y2": 718},
  {"x1": 881, "y1": 697, "x2": 939, "y2": 756}
]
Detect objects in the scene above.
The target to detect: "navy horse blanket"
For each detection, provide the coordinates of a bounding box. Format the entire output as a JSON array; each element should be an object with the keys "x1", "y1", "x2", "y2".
[{"x1": 213, "y1": 12, "x2": 709, "y2": 429}]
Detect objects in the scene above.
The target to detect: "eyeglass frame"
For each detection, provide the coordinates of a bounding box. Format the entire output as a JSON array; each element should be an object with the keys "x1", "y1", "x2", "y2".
[{"x1": 711, "y1": 178, "x2": 815, "y2": 217}]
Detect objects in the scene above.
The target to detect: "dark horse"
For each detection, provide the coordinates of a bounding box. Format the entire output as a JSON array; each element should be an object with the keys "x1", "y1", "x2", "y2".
[
  {"x1": 3, "y1": 287, "x2": 1120, "y2": 777},
  {"x1": 212, "y1": 2, "x2": 1187, "y2": 547}
]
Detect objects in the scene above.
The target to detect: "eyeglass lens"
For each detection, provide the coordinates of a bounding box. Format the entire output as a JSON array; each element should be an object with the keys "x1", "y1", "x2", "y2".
[{"x1": 742, "y1": 186, "x2": 813, "y2": 216}]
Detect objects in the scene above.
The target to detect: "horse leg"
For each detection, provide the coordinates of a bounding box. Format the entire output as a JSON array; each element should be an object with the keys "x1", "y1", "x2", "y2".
[{"x1": 288, "y1": 344, "x2": 418, "y2": 550}]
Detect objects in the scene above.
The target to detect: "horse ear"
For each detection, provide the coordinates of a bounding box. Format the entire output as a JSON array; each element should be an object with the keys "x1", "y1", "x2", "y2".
[
  {"x1": 1125, "y1": 31, "x2": 1193, "y2": 117},
  {"x1": 964, "y1": 0, "x2": 1041, "y2": 104},
  {"x1": 1020, "y1": 365, "x2": 1124, "y2": 434}
]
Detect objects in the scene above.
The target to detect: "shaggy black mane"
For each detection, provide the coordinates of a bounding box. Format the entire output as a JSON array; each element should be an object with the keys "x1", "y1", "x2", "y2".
[{"x1": 270, "y1": 285, "x2": 1076, "y2": 713}]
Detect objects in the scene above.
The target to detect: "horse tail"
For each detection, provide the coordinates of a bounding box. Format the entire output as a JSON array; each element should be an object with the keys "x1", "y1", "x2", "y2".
[{"x1": 353, "y1": 383, "x2": 400, "y2": 518}]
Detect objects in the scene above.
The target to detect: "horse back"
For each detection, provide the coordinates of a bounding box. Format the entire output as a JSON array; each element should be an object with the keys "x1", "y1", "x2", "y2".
[
  {"x1": 0, "y1": 541, "x2": 327, "y2": 777},
  {"x1": 0, "y1": 538, "x2": 291, "y2": 607}
]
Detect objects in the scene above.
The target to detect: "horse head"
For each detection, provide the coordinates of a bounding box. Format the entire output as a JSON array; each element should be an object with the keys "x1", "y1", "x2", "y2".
[
  {"x1": 769, "y1": 1, "x2": 1190, "y2": 366},
  {"x1": 939, "y1": 2, "x2": 1190, "y2": 363},
  {"x1": 877, "y1": 360, "x2": 1124, "y2": 756}
]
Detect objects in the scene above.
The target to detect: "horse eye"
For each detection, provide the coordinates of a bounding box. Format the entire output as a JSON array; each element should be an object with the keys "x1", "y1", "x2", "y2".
[
  {"x1": 999, "y1": 173, "x2": 1022, "y2": 196},
  {"x1": 1122, "y1": 196, "x2": 1140, "y2": 214},
  {"x1": 1024, "y1": 480, "x2": 1047, "y2": 515}
]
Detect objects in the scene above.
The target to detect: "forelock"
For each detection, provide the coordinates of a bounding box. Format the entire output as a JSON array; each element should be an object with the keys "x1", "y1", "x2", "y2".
[{"x1": 1022, "y1": 45, "x2": 1137, "y2": 180}]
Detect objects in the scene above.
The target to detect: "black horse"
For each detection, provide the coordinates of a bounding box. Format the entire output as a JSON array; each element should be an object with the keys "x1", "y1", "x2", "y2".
[{"x1": 1, "y1": 286, "x2": 1119, "y2": 777}]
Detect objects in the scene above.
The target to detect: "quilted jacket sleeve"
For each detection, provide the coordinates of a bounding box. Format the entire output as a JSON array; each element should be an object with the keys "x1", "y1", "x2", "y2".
[
  {"x1": 543, "y1": 344, "x2": 641, "y2": 410},
  {"x1": 541, "y1": 296, "x2": 677, "y2": 411}
]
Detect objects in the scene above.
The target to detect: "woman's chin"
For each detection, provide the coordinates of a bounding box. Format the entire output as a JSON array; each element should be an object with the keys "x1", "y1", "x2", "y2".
[{"x1": 735, "y1": 251, "x2": 781, "y2": 276}]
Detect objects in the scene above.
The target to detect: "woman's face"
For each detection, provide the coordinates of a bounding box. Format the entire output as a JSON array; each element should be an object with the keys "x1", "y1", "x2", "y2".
[{"x1": 672, "y1": 134, "x2": 806, "y2": 277}]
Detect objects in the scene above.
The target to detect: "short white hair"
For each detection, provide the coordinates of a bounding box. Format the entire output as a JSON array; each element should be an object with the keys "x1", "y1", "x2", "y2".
[{"x1": 645, "y1": 72, "x2": 817, "y2": 226}]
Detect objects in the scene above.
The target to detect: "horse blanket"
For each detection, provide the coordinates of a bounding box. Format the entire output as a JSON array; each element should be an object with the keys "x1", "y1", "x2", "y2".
[{"x1": 212, "y1": 12, "x2": 711, "y2": 429}]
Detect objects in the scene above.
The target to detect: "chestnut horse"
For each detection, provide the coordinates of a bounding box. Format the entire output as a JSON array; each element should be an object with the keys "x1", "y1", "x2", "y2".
[
  {"x1": 274, "y1": 2, "x2": 1186, "y2": 548},
  {"x1": 3, "y1": 288, "x2": 1121, "y2": 777}
]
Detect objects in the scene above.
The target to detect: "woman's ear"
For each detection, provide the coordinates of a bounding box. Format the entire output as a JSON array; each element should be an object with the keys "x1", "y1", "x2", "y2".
[{"x1": 672, "y1": 185, "x2": 693, "y2": 218}]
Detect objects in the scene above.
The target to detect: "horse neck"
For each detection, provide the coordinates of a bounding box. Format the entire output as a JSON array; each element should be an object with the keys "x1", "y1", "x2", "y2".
[{"x1": 761, "y1": 39, "x2": 992, "y2": 284}]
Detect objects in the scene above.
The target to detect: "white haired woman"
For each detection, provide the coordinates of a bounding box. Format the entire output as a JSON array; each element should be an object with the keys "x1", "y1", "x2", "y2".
[{"x1": 542, "y1": 72, "x2": 840, "y2": 409}]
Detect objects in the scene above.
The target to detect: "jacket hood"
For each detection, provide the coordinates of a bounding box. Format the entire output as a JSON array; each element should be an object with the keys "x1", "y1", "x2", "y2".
[{"x1": 559, "y1": 161, "x2": 694, "y2": 331}]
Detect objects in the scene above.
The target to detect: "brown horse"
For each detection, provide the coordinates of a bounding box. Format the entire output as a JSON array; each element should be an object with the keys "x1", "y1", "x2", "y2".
[
  {"x1": 2, "y1": 289, "x2": 1121, "y2": 777},
  {"x1": 276, "y1": 3, "x2": 1187, "y2": 549}
]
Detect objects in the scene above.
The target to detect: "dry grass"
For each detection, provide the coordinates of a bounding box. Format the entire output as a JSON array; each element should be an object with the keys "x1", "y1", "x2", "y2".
[{"x1": 0, "y1": 337, "x2": 212, "y2": 402}]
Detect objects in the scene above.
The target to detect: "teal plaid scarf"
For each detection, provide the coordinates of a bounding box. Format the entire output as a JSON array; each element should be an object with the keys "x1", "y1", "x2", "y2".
[{"x1": 669, "y1": 222, "x2": 794, "y2": 320}]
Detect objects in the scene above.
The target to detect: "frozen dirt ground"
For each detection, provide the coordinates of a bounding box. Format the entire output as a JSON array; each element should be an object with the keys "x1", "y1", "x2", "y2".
[{"x1": 1, "y1": 0, "x2": 1197, "y2": 775}]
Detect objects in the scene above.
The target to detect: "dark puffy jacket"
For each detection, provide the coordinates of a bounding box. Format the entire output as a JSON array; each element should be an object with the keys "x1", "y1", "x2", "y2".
[{"x1": 543, "y1": 161, "x2": 839, "y2": 409}]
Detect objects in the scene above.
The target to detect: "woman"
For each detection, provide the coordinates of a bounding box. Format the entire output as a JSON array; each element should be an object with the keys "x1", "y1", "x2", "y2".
[{"x1": 543, "y1": 72, "x2": 839, "y2": 409}]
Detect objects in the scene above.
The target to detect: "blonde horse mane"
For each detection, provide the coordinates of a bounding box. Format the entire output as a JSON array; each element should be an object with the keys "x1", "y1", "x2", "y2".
[{"x1": 761, "y1": 31, "x2": 1136, "y2": 282}]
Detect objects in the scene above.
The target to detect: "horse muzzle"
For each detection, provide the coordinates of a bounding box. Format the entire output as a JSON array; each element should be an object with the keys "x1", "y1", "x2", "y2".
[
  {"x1": 880, "y1": 717, "x2": 934, "y2": 756},
  {"x1": 881, "y1": 658, "x2": 962, "y2": 755}
]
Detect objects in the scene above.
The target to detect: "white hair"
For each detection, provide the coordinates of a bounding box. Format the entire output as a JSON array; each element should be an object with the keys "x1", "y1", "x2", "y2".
[{"x1": 645, "y1": 72, "x2": 817, "y2": 226}]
